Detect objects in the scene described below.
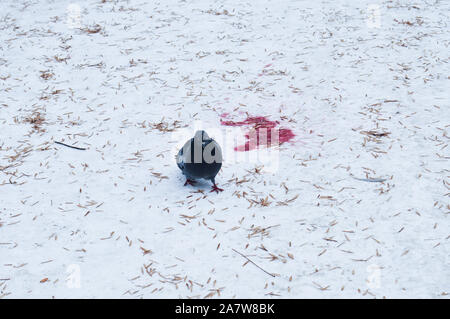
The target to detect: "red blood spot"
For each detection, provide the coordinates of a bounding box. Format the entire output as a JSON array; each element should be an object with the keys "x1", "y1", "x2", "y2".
[{"x1": 220, "y1": 116, "x2": 295, "y2": 152}]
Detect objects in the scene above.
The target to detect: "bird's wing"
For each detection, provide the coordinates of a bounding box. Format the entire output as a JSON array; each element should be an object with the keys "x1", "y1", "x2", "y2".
[
  {"x1": 176, "y1": 152, "x2": 184, "y2": 170},
  {"x1": 177, "y1": 138, "x2": 193, "y2": 168},
  {"x1": 203, "y1": 140, "x2": 223, "y2": 164}
]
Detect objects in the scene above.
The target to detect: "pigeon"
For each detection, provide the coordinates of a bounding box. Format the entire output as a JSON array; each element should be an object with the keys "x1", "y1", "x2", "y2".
[{"x1": 176, "y1": 130, "x2": 223, "y2": 193}]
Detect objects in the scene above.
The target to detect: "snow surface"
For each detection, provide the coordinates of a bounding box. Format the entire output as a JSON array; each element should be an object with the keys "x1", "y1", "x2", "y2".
[{"x1": 0, "y1": 0, "x2": 449, "y2": 298}]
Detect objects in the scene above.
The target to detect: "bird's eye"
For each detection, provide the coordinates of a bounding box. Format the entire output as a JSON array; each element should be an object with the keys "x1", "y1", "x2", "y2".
[{"x1": 211, "y1": 148, "x2": 215, "y2": 156}]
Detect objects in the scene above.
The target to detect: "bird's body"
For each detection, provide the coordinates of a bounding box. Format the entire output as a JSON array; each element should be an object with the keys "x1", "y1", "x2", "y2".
[{"x1": 176, "y1": 130, "x2": 223, "y2": 192}]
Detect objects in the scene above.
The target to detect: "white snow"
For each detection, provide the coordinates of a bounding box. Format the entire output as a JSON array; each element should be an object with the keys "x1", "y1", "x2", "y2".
[{"x1": 0, "y1": 0, "x2": 449, "y2": 298}]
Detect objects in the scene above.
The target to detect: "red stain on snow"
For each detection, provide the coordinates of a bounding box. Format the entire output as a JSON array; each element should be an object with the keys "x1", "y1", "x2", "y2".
[{"x1": 220, "y1": 116, "x2": 295, "y2": 151}]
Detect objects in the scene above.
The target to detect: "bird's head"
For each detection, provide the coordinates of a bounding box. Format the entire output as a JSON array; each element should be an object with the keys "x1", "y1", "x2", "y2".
[{"x1": 194, "y1": 130, "x2": 210, "y2": 141}]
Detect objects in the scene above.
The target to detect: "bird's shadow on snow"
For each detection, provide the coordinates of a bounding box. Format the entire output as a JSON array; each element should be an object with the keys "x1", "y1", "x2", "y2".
[{"x1": 177, "y1": 177, "x2": 212, "y2": 190}]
